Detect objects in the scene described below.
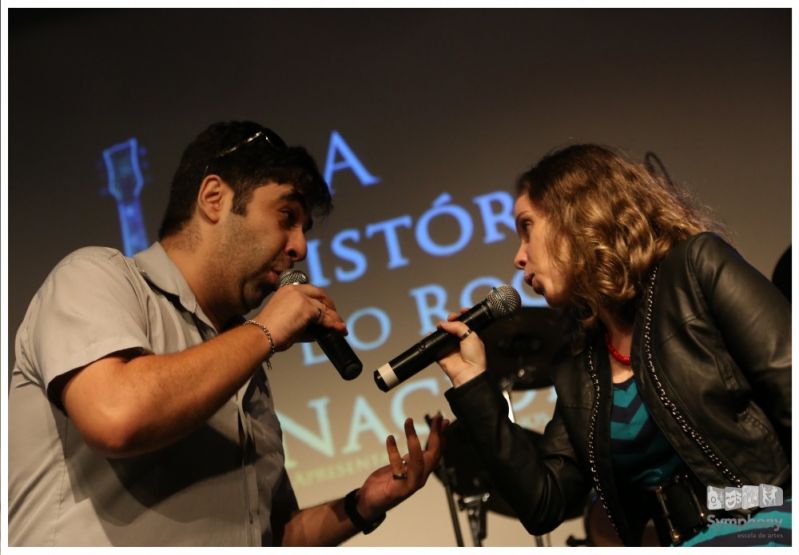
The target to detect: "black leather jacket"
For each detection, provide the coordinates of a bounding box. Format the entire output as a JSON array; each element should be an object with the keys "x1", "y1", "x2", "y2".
[{"x1": 446, "y1": 233, "x2": 791, "y2": 545}]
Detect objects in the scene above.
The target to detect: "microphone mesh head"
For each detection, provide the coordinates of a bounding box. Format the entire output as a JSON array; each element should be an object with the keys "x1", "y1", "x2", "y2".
[
  {"x1": 486, "y1": 284, "x2": 522, "y2": 318},
  {"x1": 278, "y1": 269, "x2": 309, "y2": 287}
]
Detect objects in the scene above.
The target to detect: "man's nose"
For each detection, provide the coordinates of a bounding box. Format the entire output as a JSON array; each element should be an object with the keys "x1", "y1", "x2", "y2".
[{"x1": 287, "y1": 229, "x2": 307, "y2": 261}]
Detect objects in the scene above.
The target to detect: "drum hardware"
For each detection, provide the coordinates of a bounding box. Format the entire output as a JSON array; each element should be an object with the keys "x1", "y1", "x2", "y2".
[
  {"x1": 427, "y1": 307, "x2": 568, "y2": 545},
  {"x1": 428, "y1": 417, "x2": 550, "y2": 546},
  {"x1": 460, "y1": 492, "x2": 491, "y2": 546},
  {"x1": 430, "y1": 439, "x2": 466, "y2": 547},
  {"x1": 481, "y1": 307, "x2": 569, "y2": 391}
]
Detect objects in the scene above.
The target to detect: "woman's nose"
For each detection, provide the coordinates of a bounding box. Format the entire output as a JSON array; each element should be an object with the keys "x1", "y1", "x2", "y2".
[{"x1": 513, "y1": 242, "x2": 527, "y2": 270}]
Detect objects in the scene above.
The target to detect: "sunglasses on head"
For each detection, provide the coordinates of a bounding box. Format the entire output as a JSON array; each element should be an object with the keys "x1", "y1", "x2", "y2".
[{"x1": 203, "y1": 127, "x2": 287, "y2": 177}]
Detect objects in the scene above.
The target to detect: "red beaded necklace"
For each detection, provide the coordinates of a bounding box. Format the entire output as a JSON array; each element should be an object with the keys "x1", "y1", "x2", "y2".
[{"x1": 605, "y1": 332, "x2": 631, "y2": 365}]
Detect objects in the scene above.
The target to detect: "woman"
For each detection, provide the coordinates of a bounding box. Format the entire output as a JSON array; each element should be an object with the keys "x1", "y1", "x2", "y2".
[{"x1": 436, "y1": 144, "x2": 791, "y2": 546}]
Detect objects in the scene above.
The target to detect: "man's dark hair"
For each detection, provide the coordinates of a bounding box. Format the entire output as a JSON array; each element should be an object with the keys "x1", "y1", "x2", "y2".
[{"x1": 158, "y1": 121, "x2": 332, "y2": 239}]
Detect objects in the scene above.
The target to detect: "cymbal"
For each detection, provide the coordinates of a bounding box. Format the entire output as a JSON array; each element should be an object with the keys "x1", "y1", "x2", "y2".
[
  {"x1": 434, "y1": 419, "x2": 542, "y2": 517},
  {"x1": 481, "y1": 306, "x2": 568, "y2": 390}
]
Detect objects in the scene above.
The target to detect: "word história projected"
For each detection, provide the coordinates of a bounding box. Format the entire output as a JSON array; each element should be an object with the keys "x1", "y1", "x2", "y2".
[{"x1": 300, "y1": 189, "x2": 546, "y2": 365}]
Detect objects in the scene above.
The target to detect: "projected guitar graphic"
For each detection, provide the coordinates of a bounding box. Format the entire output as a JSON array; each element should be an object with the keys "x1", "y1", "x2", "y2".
[{"x1": 103, "y1": 138, "x2": 149, "y2": 256}]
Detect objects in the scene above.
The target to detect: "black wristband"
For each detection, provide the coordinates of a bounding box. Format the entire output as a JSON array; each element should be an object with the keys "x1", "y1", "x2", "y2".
[{"x1": 344, "y1": 488, "x2": 385, "y2": 535}]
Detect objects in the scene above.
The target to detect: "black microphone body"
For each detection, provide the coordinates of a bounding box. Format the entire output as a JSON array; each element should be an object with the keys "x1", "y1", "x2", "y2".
[
  {"x1": 313, "y1": 326, "x2": 363, "y2": 380},
  {"x1": 278, "y1": 270, "x2": 363, "y2": 380},
  {"x1": 374, "y1": 285, "x2": 521, "y2": 392}
]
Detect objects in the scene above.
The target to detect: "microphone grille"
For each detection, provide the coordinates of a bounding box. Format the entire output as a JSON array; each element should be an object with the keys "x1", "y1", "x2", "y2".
[
  {"x1": 486, "y1": 284, "x2": 522, "y2": 318},
  {"x1": 278, "y1": 269, "x2": 309, "y2": 287}
]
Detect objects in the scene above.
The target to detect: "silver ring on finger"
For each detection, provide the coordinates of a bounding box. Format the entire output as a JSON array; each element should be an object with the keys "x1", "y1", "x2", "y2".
[
  {"x1": 392, "y1": 471, "x2": 408, "y2": 480},
  {"x1": 459, "y1": 329, "x2": 472, "y2": 340}
]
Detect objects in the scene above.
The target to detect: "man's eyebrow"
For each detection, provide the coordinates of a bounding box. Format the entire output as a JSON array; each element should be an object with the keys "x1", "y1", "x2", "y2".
[{"x1": 278, "y1": 190, "x2": 305, "y2": 204}]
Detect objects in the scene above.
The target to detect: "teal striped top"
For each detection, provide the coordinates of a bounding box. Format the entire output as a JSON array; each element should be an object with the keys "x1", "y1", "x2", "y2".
[{"x1": 610, "y1": 377, "x2": 791, "y2": 546}]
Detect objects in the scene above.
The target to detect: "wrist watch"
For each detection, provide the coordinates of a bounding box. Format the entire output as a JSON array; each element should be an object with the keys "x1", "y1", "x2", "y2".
[{"x1": 344, "y1": 488, "x2": 386, "y2": 534}]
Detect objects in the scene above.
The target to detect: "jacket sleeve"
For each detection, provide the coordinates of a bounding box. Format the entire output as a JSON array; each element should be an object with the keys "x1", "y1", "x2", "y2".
[
  {"x1": 445, "y1": 373, "x2": 589, "y2": 536},
  {"x1": 688, "y1": 233, "x2": 791, "y2": 448}
]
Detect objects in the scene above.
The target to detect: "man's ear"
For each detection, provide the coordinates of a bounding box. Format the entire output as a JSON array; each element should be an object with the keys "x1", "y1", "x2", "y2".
[{"x1": 196, "y1": 175, "x2": 232, "y2": 224}]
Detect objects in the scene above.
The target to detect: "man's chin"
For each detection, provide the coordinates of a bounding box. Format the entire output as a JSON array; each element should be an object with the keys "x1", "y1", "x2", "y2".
[{"x1": 243, "y1": 286, "x2": 274, "y2": 313}]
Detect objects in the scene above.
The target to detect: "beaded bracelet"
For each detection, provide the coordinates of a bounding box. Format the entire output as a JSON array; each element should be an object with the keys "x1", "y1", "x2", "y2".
[{"x1": 243, "y1": 319, "x2": 276, "y2": 368}]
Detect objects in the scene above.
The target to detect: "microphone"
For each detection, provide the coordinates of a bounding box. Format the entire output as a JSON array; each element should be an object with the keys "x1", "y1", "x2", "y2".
[
  {"x1": 374, "y1": 284, "x2": 521, "y2": 392},
  {"x1": 278, "y1": 269, "x2": 363, "y2": 380}
]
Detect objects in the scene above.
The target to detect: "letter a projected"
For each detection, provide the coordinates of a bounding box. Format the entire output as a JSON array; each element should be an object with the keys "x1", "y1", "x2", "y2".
[{"x1": 324, "y1": 130, "x2": 380, "y2": 193}]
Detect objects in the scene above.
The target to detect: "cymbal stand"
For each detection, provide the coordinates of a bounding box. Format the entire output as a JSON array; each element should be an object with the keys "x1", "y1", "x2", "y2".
[
  {"x1": 440, "y1": 465, "x2": 466, "y2": 546},
  {"x1": 427, "y1": 414, "x2": 465, "y2": 547},
  {"x1": 443, "y1": 386, "x2": 503, "y2": 547},
  {"x1": 460, "y1": 492, "x2": 490, "y2": 546}
]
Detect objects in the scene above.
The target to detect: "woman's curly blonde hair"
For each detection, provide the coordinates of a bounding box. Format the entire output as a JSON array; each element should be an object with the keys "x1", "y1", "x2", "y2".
[{"x1": 516, "y1": 144, "x2": 724, "y2": 330}]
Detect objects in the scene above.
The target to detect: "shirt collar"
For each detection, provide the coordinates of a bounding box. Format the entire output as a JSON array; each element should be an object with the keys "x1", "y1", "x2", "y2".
[{"x1": 133, "y1": 242, "x2": 217, "y2": 331}]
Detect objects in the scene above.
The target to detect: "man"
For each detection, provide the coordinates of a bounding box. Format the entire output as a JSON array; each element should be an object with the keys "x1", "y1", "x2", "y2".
[{"x1": 9, "y1": 121, "x2": 444, "y2": 546}]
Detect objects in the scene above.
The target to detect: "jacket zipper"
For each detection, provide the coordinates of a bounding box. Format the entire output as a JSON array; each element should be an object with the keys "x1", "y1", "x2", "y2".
[
  {"x1": 586, "y1": 348, "x2": 621, "y2": 538},
  {"x1": 586, "y1": 266, "x2": 743, "y2": 544},
  {"x1": 639, "y1": 266, "x2": 743, "y2": 488}
]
